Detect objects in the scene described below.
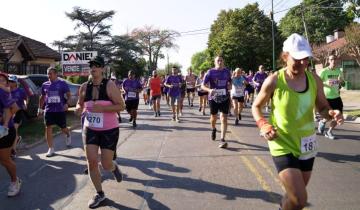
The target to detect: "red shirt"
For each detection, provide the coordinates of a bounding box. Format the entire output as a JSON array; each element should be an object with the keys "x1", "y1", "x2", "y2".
[{"x1": 149, "y1": 77, "x2": 161, "y2": 96}]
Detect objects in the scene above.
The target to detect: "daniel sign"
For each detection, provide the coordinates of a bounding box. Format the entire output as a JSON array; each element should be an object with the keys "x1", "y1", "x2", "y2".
[{"x1": 61, "y1": 51, "x2": 97, "y2": 76}]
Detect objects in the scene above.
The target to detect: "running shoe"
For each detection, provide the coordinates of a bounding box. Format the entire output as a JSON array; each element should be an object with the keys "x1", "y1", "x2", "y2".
[
  {"x1": 158, "y1": 111, "x2": 161, "y2": 116},
  {"x1": 239, "y1": 114, "x2": 242, "y2": 120},
  {"x1": 172, "y1": 116, "x2": 176, "y2": 121},
  {"x1": 202, "y1": 111, "x2": 206, "y2": 116},
  {"x1": 318, "y1": 121, "x2": 325, "y2": 135},
  {"x1": 154, "y1": 112, "x2": 158, "y2": 117},
  {"x1": 176, "y1": 116, "x2": 180, "y2": 123},
  {"x1": 132, "y1": 120, "x2": 137, "y2": 128},
  {"x1": 7, "y1": 177, "x2": 21, "y2": 197},
  {"x1": 211, "y1": 128, "x2": 216, "y2": 141},
  {"x1": 46, "y1": 148, "x2": 55, "y2": 157},
  {"x1": 325, "y1": 130, "x2": 335, "y2": 140},
  {"x1": 191, "y1": 103, "x2": 193, "y2": 107},
  {"x1": 65, "y1": 133, "x2": 72, "y2": 147},
  {"x1": 88, "y1": 193, "x2": 106, "y2": 208},
  {"x1": 112, "y1": 161, "x2": 123, "y2": 182},
  {"x1": 218, "y1": 140, "x2": 228, "y2": 148},
  {"x1": 129, "y1": 117, "x2": 133, "y2": 123},
  {"x1": 198, "y1": 107, "x2": 202, "y2": 112}
]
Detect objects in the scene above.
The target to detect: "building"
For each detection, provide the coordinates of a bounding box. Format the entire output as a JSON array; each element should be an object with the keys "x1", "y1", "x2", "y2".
[
  {"x1": 313, "y1": 29, "x2": 360, "y2": 90},
  {"x1": 0, "y1": 27, "x2": 60, "y2": 75}
]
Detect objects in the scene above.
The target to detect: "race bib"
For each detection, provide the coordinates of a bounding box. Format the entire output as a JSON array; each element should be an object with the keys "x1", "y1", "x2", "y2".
[
  {"x1": 235, "y1": 87, "x2": 244, "y2": 95},
  {"x1": 187, "y1": 84, "x2": 194, "y2": 88},
  {"x1": 214, "y1": 89, "x2": 226, "y2": 96},
  {"x1": 299, "y1": 133, "x2": 318, "y2": 160},
  {"x1": 47, "y1": 96, "x2": 60, "y2": 104},
  {"x1": 329, "y1": 79, "x2": 339, "y2": 87},
  {"x1": 85, "y1": 112, "x2": 104, "y2": 128},
  {"x1": 128, "y1": 91, "x2": 136, "y2": 98}
]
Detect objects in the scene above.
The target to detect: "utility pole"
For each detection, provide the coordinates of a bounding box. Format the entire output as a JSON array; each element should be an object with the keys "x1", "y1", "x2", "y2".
[
  {"x1": 167, "y1": 53, "x2": 170, "y2": 75},
  {"x1": 271, "y1": 0, "x2": 276, "y2": 71}
]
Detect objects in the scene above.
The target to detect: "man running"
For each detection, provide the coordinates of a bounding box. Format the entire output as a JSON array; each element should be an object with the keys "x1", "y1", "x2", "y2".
[
  {"x1": 148, "y1": 70, "x2": 162, "y2": 117},
  {"x1": 201, "y1": 56, "x2": 232, "y2": 148},
  {"x1": 185, "y1": 68, "x2": 197, "y2": 107},
  {"x1": 165, "y1": 66, "x2": 183, "y2": 122},
  {"x1": 75, "y1": 56, "x2": 125, "y2": 208},
  {"x1": 252, "y1": 33, "x2": 343, "y2": 210},
  {"x1": 38, "y1": 67, "x2": 71, "y2": 157},
  {"x1": 231, "y1": 68, "x2": 247, "y2": 125},
  {"x1": 318, "y1": 55, "x2": 345, "y2": 139},
  {"x1": 122, "y1": 71, "x2": 142, "y2": 128},
  {"x1": 8, "y1": 75, "x2": 28, "y2": 159}
]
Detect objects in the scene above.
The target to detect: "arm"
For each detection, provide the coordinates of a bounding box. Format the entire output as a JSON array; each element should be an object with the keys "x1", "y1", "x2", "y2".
[
  {"x1": 38, "y1": 94, "x2": 45, "y2": 115},
  {"x1": 252, "y1": 74, "x2": 277, "y2": 140},
  {"x1": 74, "y1": 83, "x2": 86, "y2": 116},
  {"x1": 313, "y1": 73, "x2": 343, "y2": 124}
]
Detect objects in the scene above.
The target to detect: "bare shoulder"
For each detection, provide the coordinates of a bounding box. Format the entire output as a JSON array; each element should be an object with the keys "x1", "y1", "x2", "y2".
[{"x1": 263, "y1": 72, "x2": 278, "y2": 89}]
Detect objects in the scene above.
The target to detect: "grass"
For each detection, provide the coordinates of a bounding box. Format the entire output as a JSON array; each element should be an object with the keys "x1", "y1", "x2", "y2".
[
  {"x1": 18, "y1": 112, "x2": 81, "y2": 146},
  {"x1": 343, "y1": 109, "x2": 360, "y2": 117}
]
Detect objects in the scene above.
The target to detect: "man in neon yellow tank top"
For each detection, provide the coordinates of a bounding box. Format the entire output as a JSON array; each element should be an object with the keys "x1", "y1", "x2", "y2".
[
  {"x1": 318, "y1": 55, "x2": 345, "y2": 139},
  {"x1": 252, "y1": 33, "x2": 344, "y2": 210}
]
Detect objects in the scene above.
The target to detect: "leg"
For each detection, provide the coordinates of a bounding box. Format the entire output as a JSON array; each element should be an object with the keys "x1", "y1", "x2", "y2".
[
  {"x1": 210, "y1": 114, "x2": 217, "y2": 130},
  {"x1": 220, "y1": 113, "x2": 228, "y2": 140},
  {"x1": 45, "y1": 125, "x2": 54, "y2": 148},
  {"x1": 85, "y1": 144, "x2": 102, "y2": 192},
  {"x1": 100, "y1": 149, "x2": 116, "y2": 172},
  {"x1": 232, "y1": 99, "x2": 239, "y2": 119},
  {"x1": 0, "y1": 147, "x2": 17, "y2": 182},
  {"x1": 279, "y1": 169, "x2": 310, "y2": 210}
]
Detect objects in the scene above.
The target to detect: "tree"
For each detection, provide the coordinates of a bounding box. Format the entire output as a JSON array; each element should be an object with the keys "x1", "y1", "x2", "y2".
[
  {"x1": 131, "y1": 26, "x2": 179, "y2": 73},
  {"x1": 207, "y1": 3, "x2": 283, "y2": 71},
  {"x1": 345, "y1": 22, "x2": 360, "y2": 65},
  {"x1": 313, "y1": 42, "x2": 345, "y2": 66},
  {"x1": 108, "y1": 35, "x2": 146, "y2": 79},
  {"x1": 190, "y1": 50, "x2": 212, "y2": 75},
  {"x1": 53, "y1": 7, "x2": 115, "y2": 57},
  {"x1": 279, "y1": 0, "x2": 353, "y2": 44}
]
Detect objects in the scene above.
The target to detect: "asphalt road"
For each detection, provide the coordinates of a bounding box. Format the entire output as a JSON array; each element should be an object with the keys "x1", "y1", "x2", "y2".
[{"x1": 0, "y1": 99, "x2": 359, "y2": 210}]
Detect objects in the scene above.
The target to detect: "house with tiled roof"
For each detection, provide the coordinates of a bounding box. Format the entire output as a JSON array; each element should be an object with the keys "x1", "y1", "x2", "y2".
[
  {"x1": 0, "y1": 27, "x2": 60, "y2": 75},
  {"x1": 313, "y1": 29, "x2": 360, "y2": 90}
]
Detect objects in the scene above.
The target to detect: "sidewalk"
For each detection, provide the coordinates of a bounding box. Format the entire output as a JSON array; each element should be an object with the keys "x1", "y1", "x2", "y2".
[{"x1": 340, "y1": 89, "x2": 360, "y2": 123}]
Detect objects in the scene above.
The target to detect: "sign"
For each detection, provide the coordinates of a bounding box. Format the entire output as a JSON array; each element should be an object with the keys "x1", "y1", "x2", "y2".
[{"x1": 61, "y1": 51, "x2": 97, "y2": 76}]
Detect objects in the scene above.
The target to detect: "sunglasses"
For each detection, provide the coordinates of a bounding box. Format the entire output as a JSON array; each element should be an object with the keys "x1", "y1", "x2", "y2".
[{"x1": 90, "y1": 63, "x2": 102, "y2": 68}]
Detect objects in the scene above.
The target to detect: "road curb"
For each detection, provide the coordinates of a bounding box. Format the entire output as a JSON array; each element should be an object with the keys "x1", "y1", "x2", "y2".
[{"x1": 20, "y1": 123, "x2": 82, "y2": 150}]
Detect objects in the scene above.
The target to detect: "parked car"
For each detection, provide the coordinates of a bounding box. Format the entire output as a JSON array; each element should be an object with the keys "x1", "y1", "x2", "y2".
[
  {"x1": 16, "y1": 75, "x2": 40, "y2": 118},
  {"x1": 27, "y1": 74, "x2": 80, "y2": 107}
]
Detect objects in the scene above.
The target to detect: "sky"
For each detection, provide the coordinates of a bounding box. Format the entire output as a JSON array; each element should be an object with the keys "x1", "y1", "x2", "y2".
[{"x1": 1, "y1": 0, "x2": 301, "y2": 71}]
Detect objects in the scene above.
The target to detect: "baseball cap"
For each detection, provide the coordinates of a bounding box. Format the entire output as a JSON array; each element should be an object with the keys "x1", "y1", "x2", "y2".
[
  {"x1": 283, "y1": 33, "x2": 313, "y2": 60},
  {"x1": 88, "y1": 56, "x2": 105, "y2": 67},
  {"x1": 8, "y1": 75, "x2": 18, "y2": 83}
]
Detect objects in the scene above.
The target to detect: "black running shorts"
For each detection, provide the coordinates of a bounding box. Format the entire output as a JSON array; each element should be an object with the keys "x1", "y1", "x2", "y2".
[
  {"x1": 0, "y1": 127, "x2": 16, "y2": 149},
  {"x1": 44, "y1": 112, "x2": 67, "y2": 128},
  {"x1": 84, "y1": 127, "x2": 119, "y2": 151},
  {"x1": 125, "y1": 99, "x2": 139, "y2": 113},
  {"x1": 272, "y1": 153, "x2": 315, "y2": 173},
  {"x1": 209, "y1": 98, "x2": 230, "y2": 115},
  {"x1": 327, "y1": 97, "x2": 343, "y2": 113}
]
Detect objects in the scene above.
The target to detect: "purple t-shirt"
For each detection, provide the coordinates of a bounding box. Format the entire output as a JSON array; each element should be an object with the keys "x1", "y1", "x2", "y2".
[
  {"x1": 41, "y1": 79, "x2": 70, "y2": 112},
  {"x1": 0, "y1": 89, "x2": 16, "y2": 127},
  {"x1": 253, "y1": 72, "x2": 267, "y2": 87},
  {"x1": 203, "y1": 68, "x2": 231, "y2": 101},
  {"x1": 165, "y1": 75, "x2": 183, "y2": 97},
  {"x1": 11, "y1": 88, "x2": 27, "y2": 110},
  {"x1": 123, "y1": 78, "x2": 142, "y2": 101}
]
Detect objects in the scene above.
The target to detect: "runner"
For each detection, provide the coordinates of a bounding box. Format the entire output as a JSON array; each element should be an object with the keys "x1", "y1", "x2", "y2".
[
  {"x1": 318, "y1": 55, "x2": 345, "y2": 140},
  {"x1": 165, "y1": 66, "x2": 183, "y2": 122},
  {"x1": 253, "y1": 65, "x2": 269, "y2": 112},
  {"x1": 244, "y1": 70, "x2": 255, "y2": 107},
  {"x1": 0, "y1": 72, "x2": 22, "y2": 197},
  {"x1": 75, "y1": 56, "x2": 125, "y2": 208},
  {"x1": 196, "y1": 70, "x2": 208, "y2": 115},
  {"x1": 148, "y1": 70, "x2": 162, "y2": 117},
  {"x1": 122, "y1": 70, "x2": 142, "y2": 128},
  {"x1": 179, "y1": 72, "x2": 186, "y2": 116},
  {"x1": 163, "y1": 74, "x2": 170, "y2": 106},
  {"x1": 38, "y1": 67, "x2": 71, "y2": 157},
  {"x1": 8, "y1": 75, "x2": 28, "y2": 159},
  {"x1": 185, "y1": 68, "x2": 197, "y2": 107},
  {"x1": 110, "y1": 74, "x2": 123, "y2": 123},
  {"x1": 201, "y1": 56, "x2": 232, "y2": 148},
  {"x1": 252, "y1": 33, "x2": 343, "y2": 210},
  {"x1": 230, "y1": 68, "x2": 247, "y2": 125}
]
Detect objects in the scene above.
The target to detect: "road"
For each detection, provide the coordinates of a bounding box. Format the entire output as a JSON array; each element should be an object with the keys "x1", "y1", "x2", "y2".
[{"x1": 0, "y1": 99, "x2": 359, "y2": 210}]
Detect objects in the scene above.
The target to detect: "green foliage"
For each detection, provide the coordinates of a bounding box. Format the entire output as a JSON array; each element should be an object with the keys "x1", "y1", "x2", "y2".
[
  {"x1": 66, "y1": 76, "x2": 88, "y2": 84},
  {"x1": 279, "y1": 0, "x2": 353, "y2": 44},
  {"x1": 191, "y1": 50, "x2": 212, "y2": 75},
  {"x1": 207, "y1": 3, "x2": 283, "y2": 71}
]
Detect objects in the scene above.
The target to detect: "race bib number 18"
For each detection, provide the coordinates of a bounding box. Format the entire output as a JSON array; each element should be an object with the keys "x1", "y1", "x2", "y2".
[{"x1": 300, "y1": 133, "x2": 318, "y2": 160}]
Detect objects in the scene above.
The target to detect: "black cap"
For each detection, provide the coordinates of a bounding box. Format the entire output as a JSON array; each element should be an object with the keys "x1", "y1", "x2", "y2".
[{"x1": 88, "y1": 56, "x2": 105, "y2": 67}]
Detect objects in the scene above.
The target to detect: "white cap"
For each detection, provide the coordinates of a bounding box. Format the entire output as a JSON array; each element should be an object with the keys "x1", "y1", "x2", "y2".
[{"x1": 283, "y1": 33, "x2": 313, "y2": 59}]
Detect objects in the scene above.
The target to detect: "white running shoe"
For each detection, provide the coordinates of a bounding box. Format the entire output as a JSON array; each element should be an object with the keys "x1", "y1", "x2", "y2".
[
  {"x1": 8, "y1": 177, "x2": 22, "y2": 197},
  {"x1": 65, "y1": 133, "x2": 71, "y2": 146},
  {"x1": 46, "y1": 148, "x2": 55, "y2": 157}
]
